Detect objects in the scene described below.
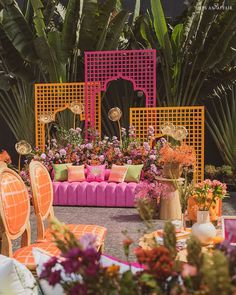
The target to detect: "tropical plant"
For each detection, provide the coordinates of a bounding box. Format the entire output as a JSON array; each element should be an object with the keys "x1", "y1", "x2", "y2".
[
  {"x1": 137, "y1": 0, "x2": 236, "y2": 106},
  {"x1": 0, "y1": 0, "x2": 139, "y2": 144},
  {"x1": 206, "y1": 86, "x2": 236, "y2": 169}
]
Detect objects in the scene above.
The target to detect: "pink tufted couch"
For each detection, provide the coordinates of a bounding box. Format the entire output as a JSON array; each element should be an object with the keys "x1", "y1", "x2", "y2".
[{"x1": 53, "y1": 169, "x2": 140, "y2": 207}]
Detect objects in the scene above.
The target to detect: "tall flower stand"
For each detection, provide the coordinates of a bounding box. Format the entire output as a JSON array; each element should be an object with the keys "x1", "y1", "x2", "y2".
[{"x1": 156, "y1": 177, "x2": 182, "y2": 220}]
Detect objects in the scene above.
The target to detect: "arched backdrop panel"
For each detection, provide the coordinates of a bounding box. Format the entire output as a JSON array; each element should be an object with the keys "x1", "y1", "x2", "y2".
[
  {"x1": 130, "y1": 107, "x2": 205, "y2": 182},
  {"x1": 35, "y1": 82, "x2": 101, "y2": 150},
  {"x1": 85, "y1": 49, "x2": 156, "y2": 133}
]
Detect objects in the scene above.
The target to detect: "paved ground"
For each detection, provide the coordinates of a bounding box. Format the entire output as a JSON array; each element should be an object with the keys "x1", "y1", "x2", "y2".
[{"x1": 25, "y1": 193, "x2": 236, "y2": 260}]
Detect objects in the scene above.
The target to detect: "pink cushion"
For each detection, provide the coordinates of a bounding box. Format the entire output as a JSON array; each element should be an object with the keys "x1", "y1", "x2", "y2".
[
  {"x1": 108, "y1": 165, "x2": 128, "y2": 183},
  {"x1": 67, "y1": 165, "x2": 85, "y2": 182},
  {"x1": 86, "y1": 165, "x2": 106, "y2": 182}
]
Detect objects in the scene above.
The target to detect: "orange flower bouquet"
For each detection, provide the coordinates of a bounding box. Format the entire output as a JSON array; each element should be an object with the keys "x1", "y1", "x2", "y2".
[
  {"x1": 158, "y1": 143, "x2": 196, "y2": 178},
  {"x1": 159, "y1": 143, "x2": 196, "y2": 167}
]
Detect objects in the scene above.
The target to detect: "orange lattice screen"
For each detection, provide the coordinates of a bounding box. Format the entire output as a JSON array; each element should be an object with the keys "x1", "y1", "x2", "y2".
[
  {"x1": 35, "y1": 82, "x2": 101, "y2": 150},
  {"x1": 130, "y1": 107, "x2": 205, "y2": 182}
]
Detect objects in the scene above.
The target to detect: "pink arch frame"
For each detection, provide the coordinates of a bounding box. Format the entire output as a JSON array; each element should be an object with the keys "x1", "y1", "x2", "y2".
[{"x1": 85, "y1": 49, "x2": 156, "y2": 132}]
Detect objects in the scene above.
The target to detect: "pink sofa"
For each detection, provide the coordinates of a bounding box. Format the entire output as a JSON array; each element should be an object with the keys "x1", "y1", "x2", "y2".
[{"x1": 53, "y1": 169, "x2": 139, "y2": 207}]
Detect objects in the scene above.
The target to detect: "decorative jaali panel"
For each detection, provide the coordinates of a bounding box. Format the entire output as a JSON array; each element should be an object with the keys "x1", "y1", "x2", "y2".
[
  {"x1": 35, "y1": 82, "x2": 101, "y2": 151},
  {"x1": 85, "y1": 49, "x2": 156, "y2": 131},
  {"x1": 130, "y1": 107, "x2": 205, "y2": 182}
]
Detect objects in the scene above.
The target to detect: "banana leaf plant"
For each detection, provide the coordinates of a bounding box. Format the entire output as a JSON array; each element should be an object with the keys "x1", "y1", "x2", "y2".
[
  {"x1": 0, "y1": 0, "x2": 137, "y2": 144},
  {"x1": 206, "y1": 86, "x2": 236, "y2": 169},
  {"x1": 137, "y1": 0, "x2": 236, "y2": 106}
]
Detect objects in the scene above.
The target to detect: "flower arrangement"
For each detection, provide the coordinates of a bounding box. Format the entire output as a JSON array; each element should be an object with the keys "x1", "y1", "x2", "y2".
[
  {"x1": 158, "y1": 143, "x2": 196, "y2": 167},
  {"x1": 22, "y1": 126, "x2": 162, "y2": 182},
  {"x1": 40, "y1": 219, "x2": 236, "y2": 295},
  {"x1": 134, "y1": 181, "x2": 166, "y2": 220},
  {"x1": 192, "y1": 179, "x2": 227, "y2": 211}
]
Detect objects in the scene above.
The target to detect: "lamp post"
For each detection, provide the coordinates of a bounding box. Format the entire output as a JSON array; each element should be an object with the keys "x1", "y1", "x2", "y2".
[
  {"x1": 108, "y1": 107, "x2": 122, "y2": 144},
  {"x1": 69, "y1": 101, "x2": 84, "y2": 129},
  {"x1": 15, "y1": 140, "x2": 32, "y2": 172},
  {"x1": 39, "y1": 112, "x2": 54, "y2": 148}
]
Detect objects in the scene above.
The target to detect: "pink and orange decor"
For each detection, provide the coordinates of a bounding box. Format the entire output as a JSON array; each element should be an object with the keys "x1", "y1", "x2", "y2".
[
  {"x1": 29, "y1": 161, "x2": 107, "y2": 249},
  {"x1": 85, "y1": 49, "x2": 157, "y2": 133},
  {"x1": 0, "y1": 167, "x2": 60, "y2": 270}
]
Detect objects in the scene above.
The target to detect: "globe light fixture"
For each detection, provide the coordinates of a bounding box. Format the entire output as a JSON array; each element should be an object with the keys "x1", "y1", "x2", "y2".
[
  {"x1": 108, "y1": 107, "x2": 122, "y2": 144},
  {"x1": 39, "y1": 112, "x2": 54, "y2": 147},
  {"x1": 15, "y1": 140, "x2": 32, "y2": 172},
  {"x1": 69, "y1": 101, "x2": 85, "y2": 129}
]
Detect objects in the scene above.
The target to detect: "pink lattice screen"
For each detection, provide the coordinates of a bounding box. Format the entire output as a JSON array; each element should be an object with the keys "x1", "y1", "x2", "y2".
[{"x1": 85, "y1": 50, "x2": 156, "y2": 131}]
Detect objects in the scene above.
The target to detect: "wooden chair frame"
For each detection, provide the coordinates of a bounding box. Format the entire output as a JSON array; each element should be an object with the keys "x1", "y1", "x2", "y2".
[
  {"x1": 0, "y1": 168, "x2": 31, "y2": 257},
  {"x1": 29, "y1": 161, "x2": 54, "y2": 242}
]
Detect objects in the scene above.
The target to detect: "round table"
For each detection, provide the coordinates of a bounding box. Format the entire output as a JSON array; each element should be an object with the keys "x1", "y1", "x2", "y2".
[{"x1": 156, "y1": 176, "x2": 183, "y2": 220}]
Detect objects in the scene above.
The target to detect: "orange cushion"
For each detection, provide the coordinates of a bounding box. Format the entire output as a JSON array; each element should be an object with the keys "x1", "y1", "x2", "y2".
[
  {"x1": 13, "y1": 242, "x2": 60, "y2": 270},
  {"x1": 67, "y1": 165, "x2": 85, "y2": 182},
  {"x1": 45, "y1": 224, "x2": 107, "y2": 248},
  {"x1": 108, "y1": 165, "x2": 128, "y2": 183}
]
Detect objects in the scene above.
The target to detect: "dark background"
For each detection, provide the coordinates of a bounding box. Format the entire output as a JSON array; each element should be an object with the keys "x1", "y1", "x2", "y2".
[{"x1": 0, "y1": 0, "x2": 220, "y2": 166}]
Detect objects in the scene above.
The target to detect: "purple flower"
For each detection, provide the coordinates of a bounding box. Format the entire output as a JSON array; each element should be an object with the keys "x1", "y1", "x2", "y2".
[
  {"x1": 48, "y1": 270, "x2": 61, "y2": 286},
  {"x1": 41, "y1": 153, "x2": 47, "y2": 160},
  {"x1": 69, "y1": 283, "x2": 87, "y2": 295},
  {"x1": 112, "y1": 136, "x2": 118, "y2": 141},
  {"x1": 143, "y1": 142, "x2": 150, "y2": 151},
  {"x1": 114, "y1": 147, "x2": 120, "y2": 155},
  {"x1": 59, "y1": 149, "x2": 67, "y2": 156},
  {"x1": 149, "y1": 155, "x2": 156, "y2": 161},
  {"x1": 98, "y1": 155, "x2": 105, "y2": 163},
  {"x1": 85, "y1": 143, "x2": 93, "y2": 150},
  {"x1": 61, "y1": 258, "x2": 81, "y2": 273},
  {"x1": 127, "y1": 160, "x2": 132, "y2": 164},
  {"x1": 63, "y1": 247, "x2": 82, "y2": 259},
  {"x1": 150, "y1": 164, "x2": 157, "y2": 173},
  {"x1": 79, "y1": 233, "x2": 97, "y2": 250}
]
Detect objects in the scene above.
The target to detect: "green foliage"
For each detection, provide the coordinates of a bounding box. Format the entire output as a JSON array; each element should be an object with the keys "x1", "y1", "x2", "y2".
[
  {"x1": 163, "y1": 221, "x2": 177, "y2": 259},
  {"x1": 206, "y1": 86, "x2": 236, "y2": 168},
  {"x1": 137, "y1": 0, "x2": 236, "y2": 106},
  {"x1": 187, "y1": 235, "x2": 203, "y2": 270},
  {"x1": 0, "y1": 0, "x2": 136, "y2": 142},
  {"x1": 202, "y1": 250, "x2": 232, "y2": 295}
]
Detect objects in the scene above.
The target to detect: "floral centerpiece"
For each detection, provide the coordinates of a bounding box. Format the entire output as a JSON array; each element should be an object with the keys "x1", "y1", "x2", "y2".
[
  {"x1": 134, "y1": 181, "x2": 166, "y2": 220},
  {"x1": 193, "y1": 179, "x2": 227, "y2": 211},
  {"x1": 21, "y1": 126, "x2": 163, "y2": 188},
  {"x1": 40, "y1": 219, "x2": 236, "y2": 295},
  {"x1": 158, "y1": 143, "x2": 196, "y2": 179},
  {"x1": 190, "y1": 179, "x2": 227, "y2": 244}
]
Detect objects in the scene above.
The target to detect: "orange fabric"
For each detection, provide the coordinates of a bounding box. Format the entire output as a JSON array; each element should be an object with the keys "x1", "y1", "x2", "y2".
[
  {"x1": 108, "y1": 165, "x2": 128, "y2": 183},
  {"x1": 13, "y1": 242, "x2": 60, "y2": 270},
  {"x1": 45, "y1": 224, "x2": 107, "y2": 248},
  {"x1": 187, "y1": 196, "x2": 222, "y2": 222},
  {"x1": 1, "y1": 172, "x2": 29, "y2": 235},
  {"x1": 34, "y1": 165, "x2": 52, "y2": 217},
  {"x1": 67, "y1": 165, "x2": 86, "y2": 182}
]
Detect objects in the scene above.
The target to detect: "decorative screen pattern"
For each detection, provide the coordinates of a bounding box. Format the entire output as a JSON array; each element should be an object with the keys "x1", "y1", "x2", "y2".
[
  {"x1": 130, "y1": 107, "x2": 205, "y2": 182},
  {"x1": 35, "y1": 82, "x2": 101, "y2": 150},
  {"x1": 84, "y1": 50, "x2": 156, "y2": 130}
]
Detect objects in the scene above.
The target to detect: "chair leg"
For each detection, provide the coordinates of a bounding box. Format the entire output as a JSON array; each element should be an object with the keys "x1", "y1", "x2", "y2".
[{"x1": 1, "y1": 232, "x2": 13, "y2": 257}]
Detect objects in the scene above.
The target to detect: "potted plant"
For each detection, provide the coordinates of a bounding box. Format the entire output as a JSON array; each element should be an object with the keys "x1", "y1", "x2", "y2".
[
  {"x1": 191, "y1": 179, "x2": 227, "y2": 244},
  {"x1": 134, "y1": 181, "x2": 166, "y2": 220},
  {"x1": 158, "y1": 143, "x2": 196, "y2": 179}
]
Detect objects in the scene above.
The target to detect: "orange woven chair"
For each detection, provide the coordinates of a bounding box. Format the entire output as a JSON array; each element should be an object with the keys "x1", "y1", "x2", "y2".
[
  {"x1": 0, "y1": 167, "x2": 60, "y2": 270},
  {"x1": 29, "y1": 161, "x2": 107, "y2": 250}
]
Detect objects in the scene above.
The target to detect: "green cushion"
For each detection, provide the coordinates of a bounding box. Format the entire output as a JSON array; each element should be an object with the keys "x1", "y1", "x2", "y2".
[
  {"x1": 124, "y1": 164, "x2": 144, "y2": 183},
  {"x1": 53, "y1": 163, "x2": 71, "y2": 181}
]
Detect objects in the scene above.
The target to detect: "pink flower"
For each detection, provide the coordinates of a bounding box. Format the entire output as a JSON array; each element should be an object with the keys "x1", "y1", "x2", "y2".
[
  {"x1": 79, "y1": 233, "x2": 97, "y2": 250},
  {"x1": 182, "y1": 264, "x2": 197, "y2": 278}
]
